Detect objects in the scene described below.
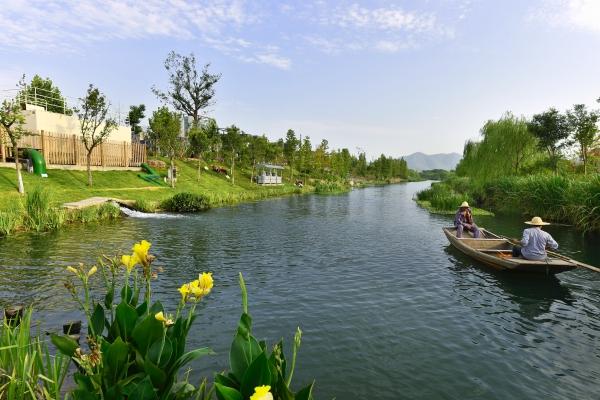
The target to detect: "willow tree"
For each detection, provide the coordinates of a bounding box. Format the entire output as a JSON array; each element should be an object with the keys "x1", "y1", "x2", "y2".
[
  {"x1": 152, "y1": 52, "x2": 221, "y2": 127},
  {"x1": 76, "y1": 85, "x2": 117, "y2": 187},
  {"x1": 0, "y1": 100, "x2": 31, "y2": 194},
  {"x1": 567, "y1": 104, "x2": 599, "y2": 174}
]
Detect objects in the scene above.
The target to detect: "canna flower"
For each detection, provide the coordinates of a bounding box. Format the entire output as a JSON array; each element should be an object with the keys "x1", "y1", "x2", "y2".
[
  {"x1": 121, "y1": 254, "x2": 139, "y2": 273},
  {"x1": 250, "y1": 386, "x2": 273, "y2": 400},
  {"x1": 66, "y1": 266, "x2": 79, "y2": 275},
  {"x1": 178, "y1": 283, "x2": 190, "y2": 302},
  {"x1": 132, "y1": 240, "x2": 151, "y2": 265},
  {"x1": 87, "y1": 266, "x2": 98, "y2": 277},
  {"x1": 189, "y1": 272, "x2": 214, "y2": 300},
  {"x1": 154, "y1": 311, "x2": 174, "y2": 326}
]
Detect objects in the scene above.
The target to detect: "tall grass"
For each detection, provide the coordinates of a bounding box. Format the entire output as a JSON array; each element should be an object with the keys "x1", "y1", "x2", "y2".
[
  {"x1": 314, "y1": 181, "x2": 350, "y2": 194},
  {"x1": 416, "y1": 182, "x2": 471, "y2": 211},
  {"x1": 0, "y1": 203, "x2": 23, "y2": 237},
  {"x1": 0, "y1": 308, "x2": 70, "y2": 399},
  {"x1": 431, "y1": 175, "x2": 600, "y2": 233}
]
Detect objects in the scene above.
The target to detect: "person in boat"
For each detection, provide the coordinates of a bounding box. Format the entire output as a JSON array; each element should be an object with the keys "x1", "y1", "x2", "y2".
[
  {"x1": 512, "y1": 216, "x2": 558, "y2": 260},
  {"x1": 454, "y1": 201, "x2": 481, "y2": 238}
]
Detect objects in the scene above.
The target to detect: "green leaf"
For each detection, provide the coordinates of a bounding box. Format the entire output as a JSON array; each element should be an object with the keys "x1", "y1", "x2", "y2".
[
  {"x1": 236, "y1": 313, "x2": 252, "y2": 339},
  {"x1": 229, "y1": 330, "x2": 262, "y2": 382},
  {"x1": 50, "y1": 334, "x2": 78, "y2": 357},
  {"x1": 215, "y1": 383, "x2": 243, "y2": 400},
  {"x1": 240, "y1": 351, "x2": 272, "y2": 399},
  {"x1": 148, "y1": 300, "x2": 163, "y2": 315},
  {"x1": 126, "y1": 376, "x2": 158, "y2": 400},
  {"x1": 121, "y1": 285, "x2": 133, "y2": 303},
  {"x1": 90, "y1": 303, "x2": 105, "y2": 337},
  {"x1": 215, "y1": 373, "x2": 239, "y2": 389},
  {"x1": 136, "y1": 301, "x2": 148, "y2": 316},
  {"x1": 131, "y1": 314, "x2": 163, "y2": 356},
  {"x1": 116, "y1": 302, "x2": 137, "y2": 340},
  {"x1": 169, "y1": 347, "x2": 213, "y2": 375},
  {"x1": 104, "y1": 337, "x2": 130, "y2": 385},
  {"x1": 148, "y1": 337, "x2": 172, "y2": 367},
  {"x1": 105, "y1": 287, "x2": 114, "y2": 310},
  {"x1": 144, "y1": 357, "x2": 167, "y2": 389},
  {"x1": 295, "y1": 382, "x2": 315, "y2": 400},
  {"x1": 275, "y1": 371, "x2": 294, "y2": 400}
]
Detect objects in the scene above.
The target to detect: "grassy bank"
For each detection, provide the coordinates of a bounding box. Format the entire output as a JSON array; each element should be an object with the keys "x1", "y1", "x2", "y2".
[{"x1": 416, "y1": 175, "x2": 600, "y2": 233}]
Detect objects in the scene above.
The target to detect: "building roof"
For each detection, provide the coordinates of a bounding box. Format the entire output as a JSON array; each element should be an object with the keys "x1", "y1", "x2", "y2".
[{"x1": 256, "y1": 163, "x2": 284, "y2": 170}]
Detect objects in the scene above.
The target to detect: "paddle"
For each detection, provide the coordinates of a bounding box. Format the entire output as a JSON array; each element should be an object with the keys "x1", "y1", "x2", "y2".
[{"x1": 492, "y1": 231, "x2": 600, "y2": 273}]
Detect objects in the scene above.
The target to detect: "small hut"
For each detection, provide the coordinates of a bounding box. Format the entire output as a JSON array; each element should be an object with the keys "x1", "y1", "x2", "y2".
[{"x1": 256, "y1": 163, "x2": 283, "y2": 185}]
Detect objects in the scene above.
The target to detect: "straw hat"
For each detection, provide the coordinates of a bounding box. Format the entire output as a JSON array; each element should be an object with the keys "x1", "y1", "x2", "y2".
[
  {"x1": 459, "y1": 201, "x2": 470, "y2": 208},
  {"x1": 525, "y1": 216, "x2": 550, "y2": 226}
]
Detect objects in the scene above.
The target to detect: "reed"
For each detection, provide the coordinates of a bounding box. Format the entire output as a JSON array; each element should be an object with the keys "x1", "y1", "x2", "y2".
[
  {"x1": 0, "y1": 205, "x2": 23, "y2": 237},
  {"x1": 0, "y1": 308, "x2": 70, "y2": 399}
]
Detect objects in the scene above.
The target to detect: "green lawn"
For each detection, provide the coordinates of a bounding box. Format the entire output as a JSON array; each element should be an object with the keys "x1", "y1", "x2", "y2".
[{"x1": 0, "y1": 159, "x2": 304, "y2": 211}]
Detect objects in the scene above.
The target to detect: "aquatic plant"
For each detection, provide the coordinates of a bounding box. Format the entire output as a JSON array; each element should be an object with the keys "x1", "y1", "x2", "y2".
[
  {"x1": 52, "y1": 240, "x2": 215, "y2": 399},
  {"x1": 0, "y1": 204, "x2": 23, "y2": 236},
  {"x1": 161, "y1": 192, "x2": 212, "y2": 212},
  {"x1": 214, "y1": 273, "x2": 314, "y2": 400},
  {"x1": 314, "y1": 181, "x2": 349, "y2": 194},
  {"x1": 0, "y1": 308, "x2": 71, "y2": 399}
]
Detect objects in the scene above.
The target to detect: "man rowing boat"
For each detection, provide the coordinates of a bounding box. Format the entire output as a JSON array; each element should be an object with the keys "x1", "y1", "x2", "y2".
[
  {"x1": 512, "y1": 216, "x2": 559, "y2": 260},
  {"x1": 454, "y1": 201, "x2": 481, "y2": 238}
]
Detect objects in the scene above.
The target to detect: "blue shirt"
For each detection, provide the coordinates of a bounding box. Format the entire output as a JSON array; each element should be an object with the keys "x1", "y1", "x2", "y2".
[{"x1": 520, "y1": 227, "x2": 558, "y2": 260}]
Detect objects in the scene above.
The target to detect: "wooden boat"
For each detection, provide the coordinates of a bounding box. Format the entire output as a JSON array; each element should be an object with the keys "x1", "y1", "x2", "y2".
[{"x1": 442, "y1": 227, "x2": 578, "y2": 274}]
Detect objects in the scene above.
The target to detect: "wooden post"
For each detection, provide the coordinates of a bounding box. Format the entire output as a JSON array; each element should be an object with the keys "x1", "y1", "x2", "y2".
[
  {"x1": 100, "y1": 142, "x2": 105, "y2": 167},
  {"x1": 1, "y1": 142, "x2": 5, "y2": 163},
  {"x1": 40, "y1": 130, "x2": 47, "y2": 160},
  {"x1": 73, "y1": 134, "x2": 79, "y2": 165}
]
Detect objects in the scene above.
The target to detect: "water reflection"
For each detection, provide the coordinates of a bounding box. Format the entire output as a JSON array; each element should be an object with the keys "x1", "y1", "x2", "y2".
[{"x1": 444, "y1": 246, "x2": 573, "y2": 321}]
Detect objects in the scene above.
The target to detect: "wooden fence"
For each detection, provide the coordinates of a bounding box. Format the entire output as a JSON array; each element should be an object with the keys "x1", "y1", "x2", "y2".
[{"x1": 0, "y1": 130, "x2": 146, "y2": 167}]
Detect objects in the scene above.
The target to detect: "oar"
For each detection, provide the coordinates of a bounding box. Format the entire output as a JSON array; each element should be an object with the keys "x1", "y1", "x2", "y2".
[{"x1": 493, "y1": 232, "x2": 600, "y2": 273}]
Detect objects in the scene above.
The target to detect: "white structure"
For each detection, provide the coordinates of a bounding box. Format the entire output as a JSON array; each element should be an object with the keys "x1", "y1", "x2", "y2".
[
  {"x1": 256, "y1": 163, "x2": 283, "y2": 185},
  {"x1": 22, "y1": 104, "x2": 132, "y2": 143}
]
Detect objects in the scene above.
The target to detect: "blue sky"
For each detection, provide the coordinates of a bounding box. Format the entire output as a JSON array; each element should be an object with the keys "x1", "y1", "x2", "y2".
[{"x1": 1, "y1": 0, "x2": 599, "y2": 158}]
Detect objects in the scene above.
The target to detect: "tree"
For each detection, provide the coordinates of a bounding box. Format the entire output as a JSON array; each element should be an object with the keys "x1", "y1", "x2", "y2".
[
  {"x1": 528, "y1": 108, "x2": 571, "y2": 174},
  {"x1": 126, "y1": 104, "x2": 146, "y2": 141},
  {"x1": 567, "y1": 104, "x2": 599, "y2": 174},
  {"x1": 148, "y1": 107, "x2": 184, "y2": 188},
  {"x1": 0, "y1": 100, "x2": 31, "y2": 194},
  {"x1": 314, "y1": 139, "x2": 329, "y2": 176},
  {"x1": 221, "y1": 125, "x2": 242, "y2": 185},
  {"x1": 299, "y1": 136, "x2": 313, "y2": 180},
  {"x1": 283, "y1": 129, "x2": 300, "y2": 181},
  {"x1": 247, "y1": 135, "x2": 268, "y2": 183},
  {"x1": 355, "y1": 152, "x2": 367, "y2": 176},
  {"x1": 75, "y1": 85, "x2": 117, "y2": 187},
  {"x1": 188, "y1": 118, "x2": 219, "y2": 181},
  {"x1": 23, "y1": 74, "x2": 70, "y2": 114},
  {"x1": 152, "y1": 51, "x2": 221, "y2": 127}
]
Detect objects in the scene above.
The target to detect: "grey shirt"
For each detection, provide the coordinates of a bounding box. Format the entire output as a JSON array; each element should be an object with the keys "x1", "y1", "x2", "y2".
[{"x1": 520, "y1": 227, "x2": 559, "y2": 260}]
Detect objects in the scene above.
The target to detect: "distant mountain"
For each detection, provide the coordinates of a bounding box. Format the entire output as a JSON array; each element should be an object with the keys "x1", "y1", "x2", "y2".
[{"x1": 402, "y1": 152, "x2": 462, "y2": 171}]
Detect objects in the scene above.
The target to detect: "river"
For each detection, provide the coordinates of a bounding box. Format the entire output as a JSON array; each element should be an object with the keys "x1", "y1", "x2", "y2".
[{"x1": 1, "y1": 182, "x2": 599, "y2": 399}]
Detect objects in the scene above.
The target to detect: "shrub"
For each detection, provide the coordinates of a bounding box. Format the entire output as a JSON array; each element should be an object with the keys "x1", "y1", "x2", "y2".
[
  {"x1": 161, "y1": 193, "x2": 212, "y2": 212},
  {"x1": 133, "y1": 199, "x2": 157, "y2": 213},
  {"x1": 314, "y1": 181, "x2": 349, "y2": 194}
]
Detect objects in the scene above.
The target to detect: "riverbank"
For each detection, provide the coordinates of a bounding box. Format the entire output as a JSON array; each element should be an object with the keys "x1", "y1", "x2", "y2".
[{"x1": 416, "y1": 175, "x2": 600, "y2": 233}]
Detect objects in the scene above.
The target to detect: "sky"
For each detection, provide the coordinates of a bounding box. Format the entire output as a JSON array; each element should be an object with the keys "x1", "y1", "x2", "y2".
[{"x1": 1, "y1": 0, "x2": 600, "y2": 158}]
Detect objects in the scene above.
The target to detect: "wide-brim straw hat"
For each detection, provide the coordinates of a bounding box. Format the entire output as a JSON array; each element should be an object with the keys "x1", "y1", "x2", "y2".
[
  {"x1": 525, "y1": 216, "x2": 550, "y2": 226},
  {"x1": 459, "y1": 201, "x2": 470, "y2": 208}
]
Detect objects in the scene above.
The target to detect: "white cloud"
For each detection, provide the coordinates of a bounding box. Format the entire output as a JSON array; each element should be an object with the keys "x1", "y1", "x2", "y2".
[
  {"x1": 0, "y1": 0, "x2": 290, "y2": 69},
  {"x1": 533, "y1": 0, "x2": 600, "y2": 33},
  {"x1": 239, "y1": 52, "x2": 292, "y2": 70}
]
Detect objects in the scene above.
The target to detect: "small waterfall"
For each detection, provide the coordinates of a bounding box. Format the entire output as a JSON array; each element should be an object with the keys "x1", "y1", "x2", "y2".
[{"x1": 112, "y1": 202, "x2": 185, "y2": 219}]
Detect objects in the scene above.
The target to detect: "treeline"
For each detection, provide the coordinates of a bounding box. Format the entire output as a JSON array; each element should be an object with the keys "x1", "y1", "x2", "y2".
[{"x1": 456, "y1": 102, "x2": 600, "y2": 179}]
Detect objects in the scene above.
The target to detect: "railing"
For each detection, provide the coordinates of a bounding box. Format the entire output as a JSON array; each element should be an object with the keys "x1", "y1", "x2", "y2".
[{"x1": 0, "y1": 131, "x2": 146, "y2": 168}]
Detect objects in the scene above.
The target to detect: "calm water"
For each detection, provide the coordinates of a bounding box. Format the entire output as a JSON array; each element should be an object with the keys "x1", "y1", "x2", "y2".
[{"x1": 1, "y1": 182, "x2": 600, "y2": 399}]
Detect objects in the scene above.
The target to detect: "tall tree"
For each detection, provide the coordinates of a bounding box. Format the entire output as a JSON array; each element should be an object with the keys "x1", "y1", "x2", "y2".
[
  {"x1": 0, "y1": 100, "x2": 31, "y2": 194},
  {"x1": 528, "y1": 108, "x2": 571, "y2": 174},
  {"x1": 283, "y1": 129, "x2": 300, "y2": 181},
  {"x1": 567, "y1": 104, "x2": 599, "y2": 174},
  {"x1": 148, "y1": 107, "x2": 184, "y2": 188},
  {"x1": 188, "y1": 118, "x2": 219, "y2": 181},
  {"x1": 126, "y1": 104, "x2": 146, "y2": 141},
  {"x1": 76, "y1": 85, "x2": 117, "y2": 187},
  {"x1": 248, "y1": 135, "x2": 268, "y2": 183},
  {"x1": 152, "y1": 51, "x2": 221, "y2": 127},
  {"x1": 221, "y1": 125, "x2": 242, "y2": 185},
  {"x1": 355, "y1": 152, "x2": 367, "y2": 176},
  {"x1": 23, "y1": 74, "x2": 70, "y2": 114}
]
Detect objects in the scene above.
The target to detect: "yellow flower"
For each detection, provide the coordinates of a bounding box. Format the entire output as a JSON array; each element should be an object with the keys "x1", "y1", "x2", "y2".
[
  {"x1": 66, "y1": 266, "x2": 79, "y2": 275},
  {"x1": 154, "y1": 311, "x2": 174, "y2": 326},
  {"x1": 87, "y1": 266, "x2": 98, "y2": 277},
  {"x1": 121, "y1": 254, "x2": 139, "y2": 273},
  {"x1": 189, "y1": 272, "x2": 213, "y2": 300},
  {"x1": 178, "y1": 283, "x2": 190, "y2": 302},
  {"x1": 250, "y1": 386, "x2": 273, "y2": 400},
  {"x1": 132, "y1": 240, "x2": 151, "y2": 265}
]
